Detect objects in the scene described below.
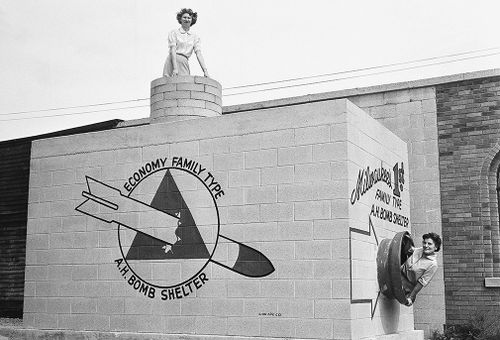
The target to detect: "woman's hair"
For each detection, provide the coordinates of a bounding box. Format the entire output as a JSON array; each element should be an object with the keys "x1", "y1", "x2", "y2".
[
  {"x1": 423, "y1": 232, "x2": 442, "y2": 252},
  {"x1": 177, "y1": 8, "x2": 198, "y2": 26}
]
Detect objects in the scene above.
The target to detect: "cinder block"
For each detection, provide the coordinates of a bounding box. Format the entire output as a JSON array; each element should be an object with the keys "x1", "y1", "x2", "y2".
[
  {"x1": 49, "y1": 233, "x2": 74, "y2": 249},
  {"x1": 245, "y1": 149, "x2": 277, "y2": 169},
  {"x1": 170, "y1": 140, "x2": 199, "y2": 156},
  {"x1": 259, "y1": 130, "x2": 295, "y2": 149},
  {"x1": 176, "y1": 83, "x2": 205, "y2": 92},
  {"x1": 165, "y1": 316, "x2": 196, "y2": 334},
  {"x1": 278, "y1": 145, "x2": 312, "y2": 165},
  {"x1": 227, "y1": 280, "x2": 260, "y2": 297},
  {"x1": 163, "y1": 75, "x2": 194, "y2": 84},
  {"x1": 71, "y1": 298, "x2": 97, "y2": 314},
  {"x1": 295, "y1": 280, "x2": 332, "y2": 298},
  {"x1": 227, "y1": 204, "x2": 260, "y2": 224},
  {"x1": 261, "y1": 318, "x2": 295, "y2": 338},
  {"x1": 52, "y1": 169, "x2": 75, "y2": 185},
  {"x1": 314, "y1": 299, "x2": 351, "y2": 319},
  {"x1": 47, "y1": 298, "x2": 71, "y2": 313},
  {"x1": 191, "y1": 91, "x2": 217, "y2": 102},
  {"x1": 295, "y1": 126, "x2": 330, "y2": 145},
  {"x1": 294, "y1": 163, "x2": 331, "y2": 182},
  {"x1": 33, "y1": 313, "x2": 58, "y2": 329},
  {"x1": 313, "y1": 142, "x2": 348, "y2": 162},
  {"x1": 27, "y1": 234, "x2": 49, "y2": 250},
  {"x1": 200, "y1": 137, "x2": 230, "y2": 155},
  {"x1": 278, "y1": 221, "x2": 313, "y2": 240},
  {"x1": 25, "y1": 266, "x2": 48, "y2": 281},
  {"x1": 277, "y1": 299, "x2": 314, "y2": 318},
  {"x1": 228, "y1": 169, "x2": 260, "y2": 187},
  {"x1": 71, "y1": 265, "x2": 98, "y2": 280},
  {"x1": 205, "y1": 101, "x2": 223, "y2": 114},
  {"x1": 205, "y1": 85, "x2": 222, "y2": 97},
  {"x1": 278, "y1": 183, "x2": 314, "y2": 202},
  {"x1": 274, "y1": 260, "x2": 314, "y2": 279},
  {"x1": 350, "y1": 93, "x2": 384, "y2": 107},
  {"x1": 314, "y1": 259, "x2": 350, "y2": 279},
  {"x1": 162, "y1": 90, "x2": 190, "y2": 100},
  {"x1": 294, "y1": 201, "x2": 331, "y2": 220},
  {"x1": 384, "y1": 89, "x2": 411, "y2": 104},
  {"x1": 181, "y1": 298, "x2": 212, "y2": 315},
  {"x1": 177, "y1": 98, "x2": 206, "y2": 109},
  {"x1": 245, "y1": 186, "x2": 277, "y2": 204},
  {"x1": 295, "y1": 318, "x2": 333, "y2": 339},
  {"x1": 260, "y1": 202, "x2": 293, "y2": 222},
  {"x1": 151, "y1": 77, "x2": 168, "y2": 88},
  {"x1": 261, "y1": 166, "x2": 294, "y2": 185},
  {"x1": 195, "y1": 316, "x2": 228, "y2": 335},
  {"x1": 229, "y1": 134, "x2": 261, "y2": 152},
  {"x1": 213, "y1": 153, "x2": 243, "y2": 171},
  {"x1": 194, "y1": 76, "x2": 222, "y2": 89},
  {"x1": 227, "y1": 317, "x2": 260, "y2": 336},
  {"x1": 212, "y1": 299, "x2": 244, "y2": 316},
  {"x1": 261, "y1": 280, "x2": 294, "y2": 297},
  {"x1": 83, "y1": 281, "x2": 111, "y2": 297},
  {"x1": 296, "y1": 240, "x2": 331, "y2": 259},
  {"x1": 124, "y1": 298, "x2": 152, "y2": 315},
  {"x1": 24, "y1": 297, "x2": 47, "y2": 312}
]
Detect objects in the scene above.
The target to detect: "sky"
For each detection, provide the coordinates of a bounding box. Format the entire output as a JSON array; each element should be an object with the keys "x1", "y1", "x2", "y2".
[{"x1": 1, "y1": 0, "x2": 500, "y2": 141}]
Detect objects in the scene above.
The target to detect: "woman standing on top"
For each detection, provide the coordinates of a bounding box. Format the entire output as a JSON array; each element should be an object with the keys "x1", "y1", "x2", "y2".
[{"x1": 163, "y1": 8, "x2": 209, "y2": 77}]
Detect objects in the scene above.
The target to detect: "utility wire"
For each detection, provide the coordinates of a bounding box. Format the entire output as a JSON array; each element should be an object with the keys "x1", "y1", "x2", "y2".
[
  {"x1": 224, "y1": 50, "x2": 500, "y2": 96},
  {"x1": 0, "y1": 98, "x2": 148, "y2": 116},
  {"x1": 1, "y1": 47, "x2": 499, "y2": 121},
  {"x1": 0, "y1": 105, "x2": 148, "y2": 122},
  {"x1": 223, "y1": 46, "x2": 500, "y2": 91}
]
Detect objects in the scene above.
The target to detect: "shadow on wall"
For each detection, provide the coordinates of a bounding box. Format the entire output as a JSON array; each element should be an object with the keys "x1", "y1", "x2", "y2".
[{"x1": 380, "y1": 296, "x2": 401, "y2": 333}]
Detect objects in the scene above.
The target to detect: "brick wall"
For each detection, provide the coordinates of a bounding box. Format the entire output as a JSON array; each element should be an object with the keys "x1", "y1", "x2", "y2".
[{"x1": 436, "y1": 76, "x2": 500, "y2": 323}]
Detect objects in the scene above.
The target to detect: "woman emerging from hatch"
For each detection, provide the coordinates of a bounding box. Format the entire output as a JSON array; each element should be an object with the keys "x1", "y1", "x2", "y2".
[
  {"x1": 401, "y1": 232, "x2": 441, "y2": 306},
  {"x1": 163, "y1": 8, "x2": 209, "y2": 77}
]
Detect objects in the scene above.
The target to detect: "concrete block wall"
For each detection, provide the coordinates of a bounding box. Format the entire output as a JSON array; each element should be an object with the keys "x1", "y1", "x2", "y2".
[
  {"x1": 346, "y1": 88, "x2": 445, "y2": 335},
  {"x1": 23, "y1": 98, "x2": 420, "y2": 339}
]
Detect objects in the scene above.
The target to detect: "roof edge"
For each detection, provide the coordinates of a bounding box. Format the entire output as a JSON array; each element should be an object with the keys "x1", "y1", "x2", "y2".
[{"x1": 223, "y1": 68, "x2": 500, "y2": 114}]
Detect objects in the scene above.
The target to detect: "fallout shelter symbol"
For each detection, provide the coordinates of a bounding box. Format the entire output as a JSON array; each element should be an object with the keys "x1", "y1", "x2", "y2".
[{"x1": 76, "y1": 166, "x2": 274, "y2": 292}]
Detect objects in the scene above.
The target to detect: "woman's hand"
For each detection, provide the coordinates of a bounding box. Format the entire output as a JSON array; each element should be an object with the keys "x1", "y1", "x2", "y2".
[
  {"x1": 172, "y1": 69, "x2": 179, "y2": 76},
  {"x1": 405, "y1": 297, "x2": 413, "y2": 306}
]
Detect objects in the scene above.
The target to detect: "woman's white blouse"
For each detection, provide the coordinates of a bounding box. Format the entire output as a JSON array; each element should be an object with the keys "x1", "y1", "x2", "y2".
[{"x1": 168, "y1": 28, "x2": 201, "y2": 58}]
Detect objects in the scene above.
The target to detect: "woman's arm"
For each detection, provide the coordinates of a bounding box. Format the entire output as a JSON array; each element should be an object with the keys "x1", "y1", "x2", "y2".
[
  {"x1": 195, "y1": 50, "x2": 209, "y2": 77},
  {"x1": 406, "y1": 282, "x2": 424, "y2": 306},
  {"x1": 170, "y1": 46, "x2": 179, "y2": 76}
]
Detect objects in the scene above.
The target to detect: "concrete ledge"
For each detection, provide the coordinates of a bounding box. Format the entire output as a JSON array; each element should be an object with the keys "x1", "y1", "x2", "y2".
[
  {"x1": 223, "y1": 68, "x2": 500, "y2": 114},
  {"x1": 485, "y1": 277, "x2": 500, "y2": 287}
]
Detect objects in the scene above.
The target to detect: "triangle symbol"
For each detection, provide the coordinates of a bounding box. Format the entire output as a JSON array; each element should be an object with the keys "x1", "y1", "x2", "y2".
[{"x1": 126, "y1": 170, "x2": 210, "y2": 260}]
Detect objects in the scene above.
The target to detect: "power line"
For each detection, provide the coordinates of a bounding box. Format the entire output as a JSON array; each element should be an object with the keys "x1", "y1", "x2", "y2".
[
  {"x1": 223, "y1": 46, "x2": 500, "y2": 91},
  {"x1": 0, "y1": 98, "x2": 149, "y2": 116},
  {"x1": 224, "y1": 50, "x2": 500, "y2": 96},
  {"x1": 0, "y1": 105, "x2": 148, "y2": 122},
  {"x1": 1, "y1": 47, "x2": 499, "y2": 121}
]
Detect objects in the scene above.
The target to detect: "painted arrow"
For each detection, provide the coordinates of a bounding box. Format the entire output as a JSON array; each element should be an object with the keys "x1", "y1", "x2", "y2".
[{"x1": 349, "y1": 216, "x2": 380, "y2": 319}]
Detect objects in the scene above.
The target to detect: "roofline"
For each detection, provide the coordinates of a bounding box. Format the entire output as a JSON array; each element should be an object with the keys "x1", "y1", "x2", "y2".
[
  {"x1": 222, "y1": 68, "x2": 500, "y2": 114},
  {"x1": 0, "y1": 119, "x2": 123, "y2": 146}
]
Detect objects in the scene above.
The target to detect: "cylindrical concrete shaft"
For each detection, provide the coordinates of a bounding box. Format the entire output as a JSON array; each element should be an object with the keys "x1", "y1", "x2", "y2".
[{"x1": 150, "y1": 76, "x2": 222, "y2": 123}]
